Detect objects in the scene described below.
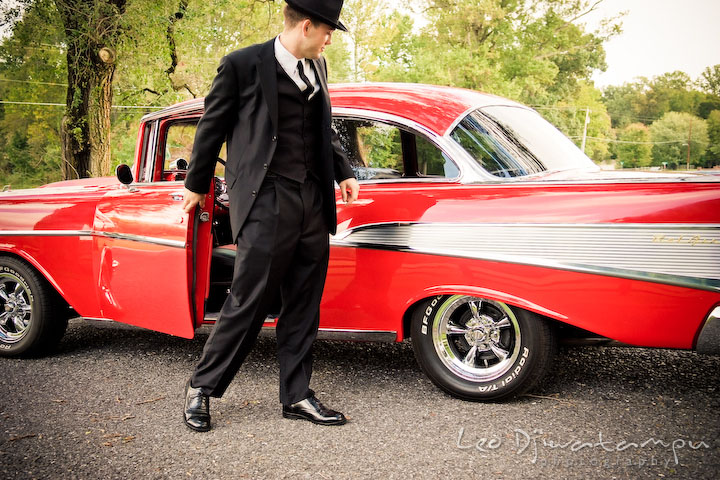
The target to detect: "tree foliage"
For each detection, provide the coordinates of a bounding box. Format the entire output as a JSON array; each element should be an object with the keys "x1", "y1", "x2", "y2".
[
  {"x1": 649, "y1": 112, "x2": 708, "y2": 169},
  {"x1": 614, "y1": 123, "x2": 651, "y2": 168},
  {"x1": 2, "y1": 0, "x2": 718, "y2": 187},
  {"x1": 705, "y1": 110, "x2": 720, "y2": 165},
  {"x1": 699, "y1": 64, "x2": 720, "y2": 96}
]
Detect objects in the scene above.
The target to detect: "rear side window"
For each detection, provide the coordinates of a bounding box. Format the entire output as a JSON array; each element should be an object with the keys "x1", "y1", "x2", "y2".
[{"x1": 333, "y1": 117, "x2": 458, "y2": 181}]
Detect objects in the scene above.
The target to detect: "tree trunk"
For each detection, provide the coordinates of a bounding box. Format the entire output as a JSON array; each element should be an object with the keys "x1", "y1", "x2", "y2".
[{"x1": 55, "y1": 0, "x2": 125, "y2": 180}]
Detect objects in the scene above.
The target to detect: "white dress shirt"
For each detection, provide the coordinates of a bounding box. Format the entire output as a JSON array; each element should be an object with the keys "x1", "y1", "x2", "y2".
[{"x1": 274, "y1": 35, "x2": 319, "y2": 99}]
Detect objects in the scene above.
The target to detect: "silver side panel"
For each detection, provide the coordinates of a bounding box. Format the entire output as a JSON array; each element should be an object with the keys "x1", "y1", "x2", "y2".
[{"x1": 333, "y1": 223, "x2": 720, "y2": 292}]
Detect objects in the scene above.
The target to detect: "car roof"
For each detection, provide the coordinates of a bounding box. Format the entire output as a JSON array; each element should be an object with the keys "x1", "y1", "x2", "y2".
[
  {"x1": 329, "y1": 83, "x2": 522, "y2": 135},
  {"x1": 141, "y1": 83, "x2": 524, "y2": 136}
]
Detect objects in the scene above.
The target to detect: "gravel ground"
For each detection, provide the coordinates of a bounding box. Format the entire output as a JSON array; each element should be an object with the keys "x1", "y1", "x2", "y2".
[{"x1": 1, "y1": 318, "x2": 718, "y2": 479}]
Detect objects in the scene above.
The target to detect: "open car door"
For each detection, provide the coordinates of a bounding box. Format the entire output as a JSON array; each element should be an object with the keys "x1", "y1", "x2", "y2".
[{"x1": 91, "y1": 181, "x2": 214, "y2": 338}]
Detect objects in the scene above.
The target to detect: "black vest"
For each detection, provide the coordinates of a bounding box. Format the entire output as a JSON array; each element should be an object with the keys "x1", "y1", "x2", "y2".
[{"x1": 270, "y1": 61, "x2": 322, "y2": 183}]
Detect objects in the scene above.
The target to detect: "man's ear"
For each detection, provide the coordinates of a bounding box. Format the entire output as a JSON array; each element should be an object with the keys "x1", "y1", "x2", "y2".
[{"x1": 301, "y1": 18, "x2": 312, "y2": 36}]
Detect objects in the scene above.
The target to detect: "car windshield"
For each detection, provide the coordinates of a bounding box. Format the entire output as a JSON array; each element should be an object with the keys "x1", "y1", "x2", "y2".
[{"x1": 450, "y1": 106, "x2": 598, "y2": 178}]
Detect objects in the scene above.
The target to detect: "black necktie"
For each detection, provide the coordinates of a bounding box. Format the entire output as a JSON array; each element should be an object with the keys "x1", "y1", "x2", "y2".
[{"x1": 297, "y1": 60, "x2": 314, "y2": 99}]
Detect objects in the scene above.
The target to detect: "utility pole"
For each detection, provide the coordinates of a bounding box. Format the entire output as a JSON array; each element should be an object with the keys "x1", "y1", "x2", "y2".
[
  {"x1": 686, "y1": 117, "x2": 692, "y2": 170},
  {"x1": 580, "y1": 107, "x2": 590, "y2": 153}
]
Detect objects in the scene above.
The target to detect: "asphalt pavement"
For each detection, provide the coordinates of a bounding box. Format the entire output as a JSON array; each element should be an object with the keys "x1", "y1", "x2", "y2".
[{"x1": 1, "y1": 318, "x2": 718, "y2": 479}]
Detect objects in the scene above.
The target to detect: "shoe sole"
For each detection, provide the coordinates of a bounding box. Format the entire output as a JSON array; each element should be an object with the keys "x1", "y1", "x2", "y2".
[
  {"x1": 183, "y1": 414, "x2": 211, "y2": 432},
  {"x1": 282, "y1": 411, "x2": 347, "y2": 426}
]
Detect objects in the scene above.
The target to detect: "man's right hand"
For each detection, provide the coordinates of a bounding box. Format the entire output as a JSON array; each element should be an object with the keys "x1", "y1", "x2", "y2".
[{"x1": 183, "y1": 188, "x2": 207, "y2": 214}]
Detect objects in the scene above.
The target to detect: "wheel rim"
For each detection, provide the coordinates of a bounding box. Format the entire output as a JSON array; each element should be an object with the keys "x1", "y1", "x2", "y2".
[
  {"x1": 432, "y1": 295, "x2": 521, "y2": 382},
  {"x1": 0, "y1": 273, "x2": 33, "y2": 344}
]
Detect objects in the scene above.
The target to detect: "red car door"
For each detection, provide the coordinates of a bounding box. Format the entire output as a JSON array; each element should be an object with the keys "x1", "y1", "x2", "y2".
[{"x1": 91, "y1": 182, "x2": 214, "y2": 338}]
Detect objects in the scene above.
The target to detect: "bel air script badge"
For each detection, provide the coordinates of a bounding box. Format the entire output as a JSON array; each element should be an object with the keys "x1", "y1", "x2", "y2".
[{"x1": 652, "y1": 234, "x2": 720, "y2": 246}]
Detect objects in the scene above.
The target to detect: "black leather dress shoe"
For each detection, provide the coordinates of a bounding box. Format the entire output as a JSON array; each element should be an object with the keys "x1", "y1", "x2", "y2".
[
  {"x1": 282, "y1": 396, "x2": 347, "y2": 426},
  {"x1": 183, "y1": 380, "x2": 211, "y2": 432}
]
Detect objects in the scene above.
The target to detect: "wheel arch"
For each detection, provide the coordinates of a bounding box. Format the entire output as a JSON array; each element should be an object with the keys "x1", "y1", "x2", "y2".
[
  {"x1": 0, "y1": 249, "x2": 72, "y2": 313},
  {"x1": 401, "y1": 284, "x2": 569, "y2": 340}
]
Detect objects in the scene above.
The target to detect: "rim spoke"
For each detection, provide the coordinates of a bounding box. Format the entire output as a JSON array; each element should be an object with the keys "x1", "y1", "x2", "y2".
[
  {"x1": 12, "y1": 316, "x2": 27, "y2": 331},
  {"x1": 0, "y1": 285, "x2": 9, "y2": 302},
  {"x1": 0, "y1": 311, "x2": 9, "y2": 326},
  {"x1": 490, "y1": 344, "x2": 509, "y2": 362},
  {"x1": 468, "y1": 300, "x2": 482, "y2": 321},
  {"x1": 495, "y1": 317, "x2": 511, "y2": 328},
  {"x1": 13, "y1": 283, "x2": 24, "y2": 296},
  {"x1": 19, "y1": 303, "x2": 32, "y2": 314},
  {"x1": 446, "y1": 322, "x2": 470, "y2": 335},
  {"x1": 462, "y1": 345, "x2": 479, "y2": 366}
]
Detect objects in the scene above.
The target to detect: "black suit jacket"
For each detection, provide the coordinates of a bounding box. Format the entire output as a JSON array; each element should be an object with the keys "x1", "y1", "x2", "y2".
[{"x1": 185, "y1": 37, "x2": 355, "y2": 238}]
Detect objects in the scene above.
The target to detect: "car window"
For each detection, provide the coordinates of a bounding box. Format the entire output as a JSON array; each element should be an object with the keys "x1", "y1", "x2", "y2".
[
  {"x1": 416, "y1": 135, "x2": 459, "y2": 178},
  {"x1": 332, "y1": 118, "x2": 404, "y2": 180},
  {"x1": 332, "y1": 118, "x2": 458, "y2": 180},
  {"x1": 165, "y1": 124, "x2": 196, "y2": 171},
  {"x1": 161, "y1": 121, "x2": 226, "y2": 180},
  {"x1": 451, "y1": 107, "x2": 597, "y2": 178}
]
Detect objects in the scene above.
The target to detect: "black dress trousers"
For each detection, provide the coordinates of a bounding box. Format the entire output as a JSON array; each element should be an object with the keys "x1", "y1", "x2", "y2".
[{"x1": 191, "y1": 175, "x2": 329, "y2": 405}]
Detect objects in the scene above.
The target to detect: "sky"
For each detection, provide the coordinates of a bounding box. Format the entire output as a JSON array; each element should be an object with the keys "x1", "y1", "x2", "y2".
[{"x1": 583, "y1": 0, "x2": 720, "y2": 87}]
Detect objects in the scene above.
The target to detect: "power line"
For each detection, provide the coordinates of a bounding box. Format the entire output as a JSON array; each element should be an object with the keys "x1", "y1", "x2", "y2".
[
  {"x1": 0, "y1": 100, "x2": 164, "y2": 109},
  {"x1": 569, "y1": 135, "x2": 691, "y2": 145},
  {"x1": 0, "y1": 78, "x2": 66, "y2": 86}
]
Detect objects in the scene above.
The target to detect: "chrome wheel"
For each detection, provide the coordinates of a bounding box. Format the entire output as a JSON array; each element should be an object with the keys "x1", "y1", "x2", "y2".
[
  {"x1": 432, "y1": 295, "x2": 521, "y2": 382},
  {"x1": 413, "y1": 294, "x2": 556, "y2": 401},
  {"x1": 0, "y1": 273, "x2": 33, "y2": 344}
]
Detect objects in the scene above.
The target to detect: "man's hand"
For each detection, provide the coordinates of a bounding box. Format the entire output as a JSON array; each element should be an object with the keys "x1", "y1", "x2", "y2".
[
  {"x1": 339, "y1": 178, "x2": 359, "y2": 205},
  {"x1": 183, "y1": 188, "x2": 207, "y2": 214}
]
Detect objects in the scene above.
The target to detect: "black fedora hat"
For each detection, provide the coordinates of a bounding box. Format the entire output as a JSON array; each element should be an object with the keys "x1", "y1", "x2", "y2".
[{"x1": 286, "y1": 0, "x2": 348, "y2": 32}]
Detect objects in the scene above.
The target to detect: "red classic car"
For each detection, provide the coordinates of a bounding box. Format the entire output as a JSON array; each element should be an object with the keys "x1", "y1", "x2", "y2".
[{"x1": 1, "y1": 83, "x2": 719, "y2": 401}]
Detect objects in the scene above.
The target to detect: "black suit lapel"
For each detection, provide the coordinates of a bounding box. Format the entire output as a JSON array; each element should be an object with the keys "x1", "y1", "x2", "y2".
[{"x1": 259, "y1": 38, "x2": 278, "y2": 133}]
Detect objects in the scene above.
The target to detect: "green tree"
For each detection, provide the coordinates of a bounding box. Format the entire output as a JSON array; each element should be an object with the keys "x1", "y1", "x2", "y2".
[
  {"x1": 705, "y1": 110, "x2": 720, "y2": 166},
  {"x1": 51, "y1": 0, "x2": 129, "y2": 179},
  {"x1": 699, "y1": 64, "x2": 720, "y2": 96},
  {"x1": 370, "y1": 0, "x2": 620, "y2": 105},
  {"x1": 614, "y1": 123, "x2": 651, "y2": 168},
  {"x1": 0, "y1": 0, "x2": 65, "y2": 188},
  {"x1": 650, "y1": 112, "x2": 708, "y2": 169}
]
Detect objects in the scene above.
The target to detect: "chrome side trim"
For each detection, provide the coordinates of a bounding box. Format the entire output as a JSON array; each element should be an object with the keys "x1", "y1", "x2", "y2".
[
  {"x1": 94, "y1": 231, "x2": 186, "y2": 248},
  {"x1": 257, "y1": 326, "x2": 398, "y2": 342},
  {"x1": 0, "y1": 229, "x2": 94, "y2": 237},
  {"x1": 331, "y1": 222, "x2": 720, "y2": 292},
  {"x1": 0, "y1": 229, "x2": 186, "y2": 249},
  {"x1": 696, "y1": 306, "x2": 720, "y2": 354},
  {"x1": 315, "y1": 328, "x2": 397, "y2": 342}
]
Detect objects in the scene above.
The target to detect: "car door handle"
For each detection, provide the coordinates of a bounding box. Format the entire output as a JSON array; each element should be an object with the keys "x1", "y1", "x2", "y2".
[{"x1": 169, "y1": 193, "x2": 184, "y2": 201}]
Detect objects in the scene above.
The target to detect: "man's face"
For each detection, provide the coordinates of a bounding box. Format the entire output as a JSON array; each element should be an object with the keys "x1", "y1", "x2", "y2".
[{"x1": 301, "y1": 21, "x2": 335, "y2": 59}]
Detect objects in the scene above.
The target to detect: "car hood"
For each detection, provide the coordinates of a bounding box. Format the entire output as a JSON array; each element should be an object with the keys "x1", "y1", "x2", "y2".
[{"x1": 505, "y1": 168, "x2": 720, "y2": 184}]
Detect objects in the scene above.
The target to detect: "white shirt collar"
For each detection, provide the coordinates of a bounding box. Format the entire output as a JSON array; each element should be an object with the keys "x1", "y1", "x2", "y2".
[
  {"x1": 274, "y1": 35, "x2": 318, "y2": 97},
  {"x1": 274, "y1": 35, "x2": 302, "y2": 73}
]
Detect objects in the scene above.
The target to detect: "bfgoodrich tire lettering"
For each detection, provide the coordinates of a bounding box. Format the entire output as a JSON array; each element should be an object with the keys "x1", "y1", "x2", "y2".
[
  {"x1": 411, "y1": 295, "x2": 556, "y2": 401},
  {"x1": 0, "y1": 257, "x2": 67, "y2": 357}
]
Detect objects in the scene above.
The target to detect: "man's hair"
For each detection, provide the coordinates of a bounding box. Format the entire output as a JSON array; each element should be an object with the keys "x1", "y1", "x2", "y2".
[{"x1": 283, "y1": 5, "x2": 322, "y2": 28}]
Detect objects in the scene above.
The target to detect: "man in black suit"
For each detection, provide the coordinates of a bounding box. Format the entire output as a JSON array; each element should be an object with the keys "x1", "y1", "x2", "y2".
[{"x1": 181, "y1": 0, "x2": 359, "y2": 432}]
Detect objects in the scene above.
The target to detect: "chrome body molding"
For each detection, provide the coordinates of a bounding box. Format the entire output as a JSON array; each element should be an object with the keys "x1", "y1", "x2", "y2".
[
  {"x1": 258, "y1": 325, "x2": 396, "y2": 342},
  {"x1": 200, "y1": 314, "x2": 399, "y2": 342},
  {"x1": 696, "y1": 306, "x2": 720, "y2": 355},
  {"x1": 314, "y1": 328, "x2": 398, "y2": 343},
  {"x1": 332, "y1": 222, "x2": 720, "y2": 292},
  {"x1": 0, "y1": 229, "x2": 186, "y2": 249}
]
